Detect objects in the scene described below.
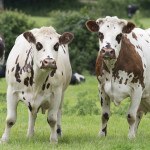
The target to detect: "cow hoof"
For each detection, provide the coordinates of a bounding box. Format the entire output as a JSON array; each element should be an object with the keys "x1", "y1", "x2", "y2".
[
  {"x1": 50, "y1": 138, "x2": 58, "y2": 144},
  {"x1": 0, "y1": 138, "x2": 8, "y2": 144},
  {"x1": 128, "y1": 133, "x2": 135, "y2": 140},
  {"x1": 99, "y1": 131, "x2": 106, "y2": 137}
]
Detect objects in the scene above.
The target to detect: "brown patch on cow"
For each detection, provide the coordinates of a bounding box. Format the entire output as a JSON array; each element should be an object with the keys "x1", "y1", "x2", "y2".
[
  {"x1": 42, "y1": 75, "x2": 49, "y2": 90},
  {"x1": 113, "y1": 35, "x2": 145, "y2": 88},
  {"x1": 125, "y1": 79, "x2": 128, "y2": 85},
  {"x1": 42, "y1": 84, "x2": 46, "y2": 90},
  {"x1": 132, "y1": 32, "x2": 137, "y2": 40},
  {"x1": 11, "y1": 67, "x2": 14, "y2": 72},
  {"x1": 102, "y1": 125, "x2": 107, "y2": 136},
  {"x1": 102, "y1": 113, "x2": 109, "y2": 121},
  {"x1": 127, "y1": 114, "x2": 135, "y2": 125},
  {"x1": 136, "y1": 45, "x2": 143, "y2": 51},
  {"x1": 15, "y1": 63, "x2": 21, "y2": 83},
  {"x1": 95, "y1": 53, "x2": 110, "y2": 77},
  {"x1": 28, "y1": 102, "x2": 32, "y2": 112},
  {"x1": 24, "y1": 77, "x2": 29, "y2": 86},
  {"x1": 15, "y1": 55, "x2": 19, "y2": 64},
  {"x1": 119, "y1": 77, "x2": 123, "y2": 84},
  {"x1": 101, "y1": 97, "x2": 103, "y2": 106},
  {"x1": 47, "y1": 83, "x2": 50, "y2": 89}
]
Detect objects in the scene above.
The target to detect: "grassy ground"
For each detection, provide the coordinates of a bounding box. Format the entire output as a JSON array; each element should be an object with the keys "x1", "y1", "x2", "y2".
[{"x1": 1, "y1": 76, "x2": 150, "y2": 149}]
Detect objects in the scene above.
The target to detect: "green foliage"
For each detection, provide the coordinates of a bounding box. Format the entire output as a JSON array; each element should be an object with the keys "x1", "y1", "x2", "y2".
[
  {"x1": 64, "y1": 91, "x2": 99, "y2": 116},
  {"x1": 0, "y1": 10, "x2": 36, "y2": 60},
  {"x1": 53, "y1": 11, "x2": 99, "y2": 73}
]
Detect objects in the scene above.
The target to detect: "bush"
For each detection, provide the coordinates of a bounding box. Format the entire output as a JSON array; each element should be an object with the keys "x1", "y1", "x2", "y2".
[
  {"x1": 52, "y1": 11, "x2": 99, "y2": 73},
  {"x1": 0, "y1": 10, "x2": 36, "y2": 61},
  {"x1": 63, "y1": 91, "x2": 100, "y2": 116}
]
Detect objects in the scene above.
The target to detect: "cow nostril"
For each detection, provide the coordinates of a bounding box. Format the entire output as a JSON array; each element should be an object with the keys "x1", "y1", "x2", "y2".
[
  {"x1": 44, "y1": 60, "x2": 48, "y2": 64},
  {"x1": 101, "y1": 49, "x2": 105, "y2": 53},
  {"x1": 110, "y1": 50, "x2": 114, "y2": 54}
]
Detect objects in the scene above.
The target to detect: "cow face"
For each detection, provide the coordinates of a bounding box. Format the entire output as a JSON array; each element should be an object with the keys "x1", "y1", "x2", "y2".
[
  {"x1": 23, "y1": 27, "x2": 74, "y2": 71},
  {"x1": 86, "y1": 16, "x2": 135, "y2": 60}
]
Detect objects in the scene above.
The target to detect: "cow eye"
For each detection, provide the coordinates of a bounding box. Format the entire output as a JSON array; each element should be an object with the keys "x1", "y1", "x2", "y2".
[
  {"x1": 54, "y1": 42, "x2": 59, "y2": 51},
  {"x1": 98, "y1": 32, "x2": 104, "y2": 41},
  {"x1": 116, "y1": 33, "x2": 122, "y2": 44},
  {"x1": 36, "y1": 42, "x2": 43, "y2": 51}
]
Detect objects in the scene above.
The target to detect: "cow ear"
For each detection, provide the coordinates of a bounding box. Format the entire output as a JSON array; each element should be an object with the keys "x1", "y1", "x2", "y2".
[
  {"x1": 86, "y1": 20, "x2": 99, "y2": 32},
  {"x1": 23, "y1": 31, "x2": 36, "y2": 43},
  {"x1": 59, "y1": 32, "x2": 74, "y2": 44},
  {"x1": 122, "y1": 22, "x2": 135, "y2": 34}
]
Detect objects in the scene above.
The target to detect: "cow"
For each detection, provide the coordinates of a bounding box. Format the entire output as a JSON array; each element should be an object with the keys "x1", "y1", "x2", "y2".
[
  {"x1": 0, "y1": 26, "x2": 74, "y2": 143},
  {"x1": 86, "y1": 16, "x2": 150, "y2": 139},
  {"x1": 70, "y1": 72, "x2": 85, "y2": 85}
]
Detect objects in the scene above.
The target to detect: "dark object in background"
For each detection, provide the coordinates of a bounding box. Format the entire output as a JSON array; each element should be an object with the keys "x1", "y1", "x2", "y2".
[
  {"x1": 0, "y1": 36, "x2": 5, "y2": 59},
  {"x1": 127, "y1": 4, "x2": 139, "y2": 18},
  {"x1": 70, "y1": 73, "x2": 85, "y2": 85},
  {"x1": 0, "y1": 64, "x2": 5, "y2": 78}
]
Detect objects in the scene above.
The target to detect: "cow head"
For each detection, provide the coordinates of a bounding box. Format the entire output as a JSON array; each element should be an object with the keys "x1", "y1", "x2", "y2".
[
  {"x1": 23, "y1": 27, "x2": 74, "y2": 72},
  {"x1": 86, "y1": 16, "x2": 135, "y2": 60}
]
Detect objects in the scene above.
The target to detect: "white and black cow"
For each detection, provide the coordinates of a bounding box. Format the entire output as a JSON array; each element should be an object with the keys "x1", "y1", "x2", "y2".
[
  {"x1": 86, "y1": 16, "x2": 150, "y2": 139},
  {"x1": 0, "y1": 26, "x2": 74, "y2": 143}
]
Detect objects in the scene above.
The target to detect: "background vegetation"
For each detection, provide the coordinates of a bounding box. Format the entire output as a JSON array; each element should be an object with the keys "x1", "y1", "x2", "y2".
[{"x1": 1, "y1": 0, "x2": 150, "y2": 73}]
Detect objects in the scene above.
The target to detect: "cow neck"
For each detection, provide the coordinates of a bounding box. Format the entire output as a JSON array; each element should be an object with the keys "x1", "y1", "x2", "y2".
[
  {"x1": 33, "y1": 64, "x2": 50, "y2": 89},
  {"x1": 95, "y1": 52, "x2": 115, "y2": 77}
]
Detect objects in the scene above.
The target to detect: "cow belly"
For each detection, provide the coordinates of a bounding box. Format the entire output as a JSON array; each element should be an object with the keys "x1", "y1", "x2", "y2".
[{"x1": 104, "y1": 81, "x2": 130, "y2": 105}]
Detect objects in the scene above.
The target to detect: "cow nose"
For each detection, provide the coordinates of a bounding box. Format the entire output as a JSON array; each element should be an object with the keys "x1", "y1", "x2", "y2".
[
  {"x1": 101, "y1": 48, "x2": 116, "y2": 59},
  {"x1": 42, "y1": 58, "x2": 57, "y2": 69}
]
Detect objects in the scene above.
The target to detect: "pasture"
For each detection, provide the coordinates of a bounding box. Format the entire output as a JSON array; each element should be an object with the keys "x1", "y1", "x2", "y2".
[
  {"x1": 0, "y1": 10, "x2": 150, "y2": 149},
  {"x1": 1, "y1": 75, "x2": 150, "y2": 149}
]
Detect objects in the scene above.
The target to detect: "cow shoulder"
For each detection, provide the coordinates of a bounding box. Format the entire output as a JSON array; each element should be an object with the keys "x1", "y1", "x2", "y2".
[{"x1": 113, "y1": 35, "x2": 144, "y2": 88}]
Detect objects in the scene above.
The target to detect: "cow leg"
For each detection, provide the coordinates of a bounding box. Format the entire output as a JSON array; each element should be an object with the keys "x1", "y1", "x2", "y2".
[
  {"x1": 1, "y1": 86, "x2": 18, "y2": 143},
  {"x1": 134, "y1": 109, "x2": 144, "y2": 134},
  {"x1": 27, "y1": 110, "x2": 37, "y2": 138},
  {"x1": 47, "y1": 88, "x2": 62, "y2": 143},
  {"x1": 99, "y1": 91, "x2": 110, "y2": 137},
  {"x1": 57, "y1": 93, "x2": 64, "y2": 137},
  {"x1": 127, "y1": 89, "x2": 142, "y2": 139}
]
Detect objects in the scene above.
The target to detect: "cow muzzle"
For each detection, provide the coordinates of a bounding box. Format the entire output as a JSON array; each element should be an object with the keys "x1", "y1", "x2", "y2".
[
  {"x1": 101, "y1": 48, "x2": 116, "y2": 60},
  {"x1": 41, "y1": 58, "x2": 57, "y2": 70}
]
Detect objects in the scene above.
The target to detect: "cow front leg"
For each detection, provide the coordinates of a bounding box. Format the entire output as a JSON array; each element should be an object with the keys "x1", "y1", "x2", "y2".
[
  {"x1": 27, "y1": 110, "x2": 37, "y2": 138},
  {"x1": 127, "y1": 89, "x2": 142, "y2": 139},
  {"x1": 1, "y1": 87, "x2": 18, "y2": 143},
  {"x1": 57, "y1": 92, "x2": 64, "y2": 137},
  {"x1": 99, "y1": 93, "x2": 110, "y2": 137},
  {"x1": 47, "y1": 88, "x2": 62, "y2": 144}
]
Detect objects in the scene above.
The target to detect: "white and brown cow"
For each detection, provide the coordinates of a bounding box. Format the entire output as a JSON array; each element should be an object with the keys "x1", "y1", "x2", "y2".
[
  {"x1": 86, "y1": 16, "x2": 150, "y2": 139},
  {"x1": 0, "y1": 26, "x2": 74, "y2": 143}
]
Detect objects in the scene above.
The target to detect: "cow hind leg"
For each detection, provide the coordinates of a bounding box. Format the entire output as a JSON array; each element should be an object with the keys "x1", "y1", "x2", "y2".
[
  {"x1": 99, "y1": 96, "x2": 110, "y2": 137},
  {"x1": 1, "y1": 87, "x2": 18, "y2": 143}
]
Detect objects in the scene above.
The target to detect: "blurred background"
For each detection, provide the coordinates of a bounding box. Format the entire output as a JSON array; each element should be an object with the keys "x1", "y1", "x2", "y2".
[{"x1": 0, "y1": 0, "x2": 150, "y2": 74}]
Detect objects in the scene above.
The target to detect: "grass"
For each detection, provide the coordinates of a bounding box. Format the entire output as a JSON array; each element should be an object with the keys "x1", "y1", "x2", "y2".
[{"x1": 1, "y1": 75, "x2": 150, "y2": 149}]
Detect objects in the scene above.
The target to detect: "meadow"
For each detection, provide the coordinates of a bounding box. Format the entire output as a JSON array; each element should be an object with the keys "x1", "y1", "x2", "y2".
[
  {"x1": 1, "y1": 75, "x2": 150, "y2": 150},
  {"x1": 0, "y1": 13, "x2": 150, "y2": 149}
]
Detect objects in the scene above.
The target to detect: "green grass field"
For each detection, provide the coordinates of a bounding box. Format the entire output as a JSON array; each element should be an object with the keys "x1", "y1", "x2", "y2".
[
  {"x1": 1, "y1": 75, "x2": 150, "y2": 150},
  {"x1": 0, "y1": 15, "x2": 150, "y2": 149}
]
